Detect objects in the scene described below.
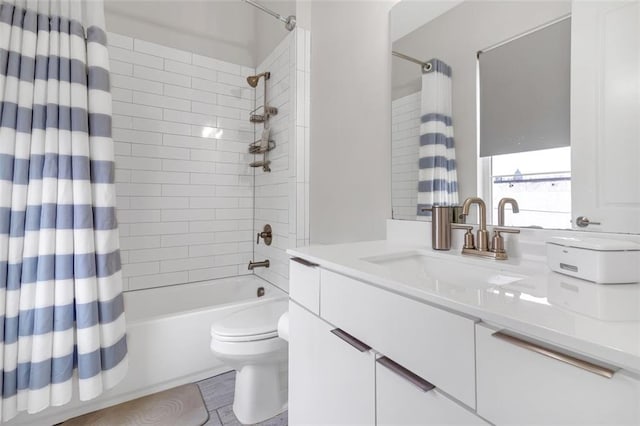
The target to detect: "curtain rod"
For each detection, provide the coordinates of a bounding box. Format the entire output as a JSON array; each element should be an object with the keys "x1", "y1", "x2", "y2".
[
  {"x1": 392, "y1": 51, "x2": 432, "y2": 73},
  {"x1": 242, "y1": 0, "x2": 296, "y2": 31}
]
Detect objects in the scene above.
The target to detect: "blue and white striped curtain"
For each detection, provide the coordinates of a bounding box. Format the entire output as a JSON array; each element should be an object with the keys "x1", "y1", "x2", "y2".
[
  {"x1": 0, "y1": 0, "x2": 127, "y2": 421},
  {"x1": 417, "y1": 59, "x2": 459, "y2": 217}
]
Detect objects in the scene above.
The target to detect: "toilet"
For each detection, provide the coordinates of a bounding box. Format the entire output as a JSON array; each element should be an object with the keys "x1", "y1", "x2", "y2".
[{"x1": 210, "y1": 298, "x2": 289, "y2": 424}]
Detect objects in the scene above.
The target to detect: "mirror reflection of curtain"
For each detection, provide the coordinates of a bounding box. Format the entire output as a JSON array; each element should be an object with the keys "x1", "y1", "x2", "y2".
[{"x1": 416, "y1": 59, "x2": 459, "y2": 218}]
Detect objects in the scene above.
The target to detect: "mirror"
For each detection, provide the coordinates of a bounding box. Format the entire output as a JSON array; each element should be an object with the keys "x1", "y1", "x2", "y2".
[{"x1": 390, "y1": 0, "x2": 640, "y2": 234}]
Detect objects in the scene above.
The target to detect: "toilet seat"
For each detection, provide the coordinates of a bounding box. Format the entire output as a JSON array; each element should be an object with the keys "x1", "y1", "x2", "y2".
[{"x1": 211, "y1": 299, "x2": 288, "y2": 343}]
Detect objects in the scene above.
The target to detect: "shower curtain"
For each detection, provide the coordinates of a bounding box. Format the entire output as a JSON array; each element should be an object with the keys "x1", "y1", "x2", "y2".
[
  {"x1": 0, "y1": 0, "x2": 127, "y2": 421},
  {"x1": 416, "y1": 59, "x2": 459, "y2": 217}
]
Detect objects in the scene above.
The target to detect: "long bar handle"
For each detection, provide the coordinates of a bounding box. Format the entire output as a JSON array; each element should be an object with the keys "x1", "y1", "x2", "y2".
[
  {"x1": 492, "y1": 331, "x2": 615, "y2": 379},
  {"x1": 290, "y1": 257, "x2": 319, "y2": 268},
  {"x1": 377, "y1": 356, "x2": 435, "y2": 392},
  {"x1": 492, "y1": 226, "x2": 520, "y2": 234},
  {"x1": 330, "y1": 329, "x2": 371, "y2": 352}
]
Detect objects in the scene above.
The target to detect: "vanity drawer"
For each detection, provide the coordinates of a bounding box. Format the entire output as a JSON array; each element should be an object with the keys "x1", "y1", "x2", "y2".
[
  {"x1": 321, "y1": 269, "x2": 477, "y2": 408},
  {"x1": 289, "y1": 257, "x2": 320, "y2": 314},
  {"x1": 476, "y1": 323, "x2": 640, "y2": 425},
  {"x1": 377, "y1": 356, "x2": 488, "y2": 425}
]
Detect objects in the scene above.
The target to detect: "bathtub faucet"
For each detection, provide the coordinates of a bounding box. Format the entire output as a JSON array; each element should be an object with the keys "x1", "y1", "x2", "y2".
[{"x1": 248, "y1": 259, "x2": 270, "y2": 270}]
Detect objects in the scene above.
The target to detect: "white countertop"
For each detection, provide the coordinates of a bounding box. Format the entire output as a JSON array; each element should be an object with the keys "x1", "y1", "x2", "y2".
[{"x1": 288, "y1": 240, "x2": 640, "y2": 374}]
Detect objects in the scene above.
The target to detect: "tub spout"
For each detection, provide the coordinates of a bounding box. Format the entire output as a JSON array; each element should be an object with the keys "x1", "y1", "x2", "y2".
[{"x1": 248, "y1": 260, "x2": 270, "y2": 270}]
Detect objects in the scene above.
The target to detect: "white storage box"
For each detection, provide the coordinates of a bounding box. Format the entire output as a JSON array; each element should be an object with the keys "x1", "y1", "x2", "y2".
[{"x1": 546, "y1": 237, "x2": 640, "y2": 284}]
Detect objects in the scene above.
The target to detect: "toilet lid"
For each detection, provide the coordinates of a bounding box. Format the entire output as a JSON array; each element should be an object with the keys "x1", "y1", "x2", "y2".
[{"x1": 211, "y1": 299, "x2": 288, "y2": 341}]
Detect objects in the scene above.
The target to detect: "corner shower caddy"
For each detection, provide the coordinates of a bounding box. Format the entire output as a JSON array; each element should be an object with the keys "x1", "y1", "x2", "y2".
[{"x1": 247, "y1": 71, "x2": 277, "y2": 172}]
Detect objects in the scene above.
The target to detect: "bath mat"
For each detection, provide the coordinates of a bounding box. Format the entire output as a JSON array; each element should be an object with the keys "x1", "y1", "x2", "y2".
[{"x1": 62, "y1": 384, "x2": 209, "y2": 426}]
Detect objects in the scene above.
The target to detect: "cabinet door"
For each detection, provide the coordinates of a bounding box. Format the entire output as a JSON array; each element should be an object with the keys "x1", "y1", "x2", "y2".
[
  {"x1": 288, "y1": 301, "x2": 376, "y2": 426},
  {"x1": 376, "y1": 357, "x2": 488, "y2": 426},
  {"x1": 571, "y1": 0, "x2": 640, "y2": 233},
  {"x1": 476, "y1": 323, "x2": 640, "y2": 425}
]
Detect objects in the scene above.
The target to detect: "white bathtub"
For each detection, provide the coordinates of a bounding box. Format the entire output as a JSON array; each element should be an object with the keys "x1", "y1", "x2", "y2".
[{"x1": 8, "y1": 275, "x2": 287, "y2": 426}]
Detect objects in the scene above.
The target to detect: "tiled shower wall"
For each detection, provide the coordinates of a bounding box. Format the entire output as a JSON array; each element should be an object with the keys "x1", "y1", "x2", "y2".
[
  {"x1": 253, "y1": 29, "x2": 311, "y2": 292},
  {"x1": 109, "y1": 32, "x2": 257, "y2": 291},
  {"x1": 391, "y1": 92, "x2": 420, "y2": 221}
]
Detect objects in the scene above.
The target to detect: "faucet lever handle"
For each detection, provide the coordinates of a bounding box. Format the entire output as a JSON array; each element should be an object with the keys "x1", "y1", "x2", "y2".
[{"x1": 493, "y1": 226, "x2": 520, "y2": 234}]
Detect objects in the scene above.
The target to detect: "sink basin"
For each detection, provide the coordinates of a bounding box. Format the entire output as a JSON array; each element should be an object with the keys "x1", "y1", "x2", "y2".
[{"x1": 362, "y1": 251, "x2": 527, "y2": 287}]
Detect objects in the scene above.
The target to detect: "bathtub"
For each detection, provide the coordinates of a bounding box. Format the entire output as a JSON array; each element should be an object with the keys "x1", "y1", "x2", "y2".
[{"x1": 8, "y1": 275, "x2": 287, "y2": 426}]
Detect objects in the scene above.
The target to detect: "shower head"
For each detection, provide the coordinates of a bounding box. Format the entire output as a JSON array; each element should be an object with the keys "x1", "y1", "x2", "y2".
[{"x1": 246, "y1": 72, "x2": 271, "y2": 88}]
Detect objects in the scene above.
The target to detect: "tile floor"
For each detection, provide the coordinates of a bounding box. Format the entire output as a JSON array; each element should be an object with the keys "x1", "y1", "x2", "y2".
[{"x1": 196, "y1": 371, "x2": 288, "y2": 426}]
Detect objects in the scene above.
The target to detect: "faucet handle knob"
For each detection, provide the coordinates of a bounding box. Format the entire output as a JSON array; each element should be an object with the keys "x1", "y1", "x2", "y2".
[{"x1": 493, "y1": 226, "x2": 520, "y2": 234}]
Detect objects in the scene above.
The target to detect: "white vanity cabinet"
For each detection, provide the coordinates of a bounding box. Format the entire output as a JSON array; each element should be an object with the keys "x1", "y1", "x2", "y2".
[
  {"x1": 288, "y1": 300, "x2": 376, "y2": 426},
  {"x1": 376, "y1": 356, "x2": 489, "y2": 426},
  {"x1": 476, "y1": 323, "x2": 640, "y2": 425}
]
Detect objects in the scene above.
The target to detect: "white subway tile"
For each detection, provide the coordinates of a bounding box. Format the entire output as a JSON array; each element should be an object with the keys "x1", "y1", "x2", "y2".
[
  {"x1": 162, "y1": 159, "x2": 213, "y2": 173},
  {"x1": 110, "y1": 59, "x2": 133, "y2": 76},
  {"x1": 129, "y1": 271, "x2": 188, "y2": 291},
  {"x1": 112, "y1": 74, "x2": 163, "y2": 94},
  {"x1": 217, "y1": 94, "x2": 253, "y2": 111},
  {"x1": 188, "y1": 265, "x2": 238, "y2": 282},
  {"x1": 190, "y1": 243, "x2": 237, "y2": 257},
  {"x1": 216, "y1": 208, "x2": 252, "y2": 220},
  {"x1": 161, "y1": 256, "x2": 215, "y2": 273},
  {"x1": 161, "y1": 232, "x2": 216, "y2": 247},
  {"x1": 112, "y1": 114, "x2": 133, "y2": 129},
  {"x1": 113, "y1": 128, "x2": 163, "y2": 145},
  {"x1": 116, "y1": 183, "x2": 161, "y2": 197},
  {"x1": 109, "y1": 46, "x2": 164, "y2": 70},
  {"x1": 122, "y1": 261, "x2": 160, "y2": 278},
  {"x1": 188, "y1": 220, "x2": 238, "y2": 233},
  {"x1": 134, "y1": 65, "x2": 191, "y2": 87},
  {"x1": 131, "y1": 144, "x2": 190, "y2": 160},
  {"x1": 191, "y1": 102, "x2": 241, "y2": 120},
  {"x1": 132, "y1": 91, "x2": 191, "y2": 112},
  {"x1": 114, "y1": 142, "x2": 131, "y2": 156},
  {"x1": 193, "y1": 54, "x2": 243, "y2": 74},
  {"x1": 115, "y1": 156, "x2": 161, "y2": 171},
  {"x1": 111, "y1": 87, "x2": 133, "y2": 103},
  {"x1": 165, "y1": 59, "x2": 217, "y2": 81},
  {"x1": 107, "y1": 32, "x2": 133, "y2": 50},
  {"x1": 217, "y1": 72, "x2": 245, "y2": 87},
  {"x1": 129, "y1": 246, "x2": 188, "y2": 263},
  {"x1": 188, "y1": 197, "x2": 239, "y2": 209},
  {"x1": 129, "y1": 196, "x2": 189, "y2": 209},
  {"x1": 164, "y1": 84, "x2": 217, "y2": 104},
  {"x1": 132, "y1": 118, "x2": 191, "y2": 136},
  {"x1": 162, "y1": 184, "x2": 215, "y2": 197},
  {"x1": 117, "y1": 209, "x2": 161, "y2": 223},
  {"x1": 161, "y1": 209, "x2": 215, "y2": 222},
  {"x1": 163, "y1": 134, "x2": 217, "y2": 150},
  {"x1": 120, "y1": 236, "x2": 162, "y2": 250},
  {"x1": 163, "y1": 109, "x2": 216, "y2": 127},
  {"x1": 128, "y1": 221, "x2": 189, "y2": 236},
  {"x1": 134, "y1": 39, "x2": 192, "y2": 63},
  {"x1": 113, "y1": 101, "x2": 163, "y2": 120},
  {"x1": 131, "y1": 170, "x2": 190, "y2": 184}
]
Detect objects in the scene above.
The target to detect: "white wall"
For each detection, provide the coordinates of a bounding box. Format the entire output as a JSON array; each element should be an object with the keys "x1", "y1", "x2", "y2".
[
  {"x1": 105, "y1": 0, "x2": 295, "y2": 68},
  {"x1": 109, "y1": 33, "x2": 256, "y2": 291},
  {"x1": 392, "y1": 1, "x2": 571, "y2": 203},
  {"x1": 308, "y1": 1, "x2": 394, "y2": 244}
]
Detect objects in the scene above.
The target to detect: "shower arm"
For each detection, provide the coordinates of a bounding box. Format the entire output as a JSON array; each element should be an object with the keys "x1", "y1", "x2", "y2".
[{"x1": 242, "y1": 0, "x2": 296, "y2": 31}]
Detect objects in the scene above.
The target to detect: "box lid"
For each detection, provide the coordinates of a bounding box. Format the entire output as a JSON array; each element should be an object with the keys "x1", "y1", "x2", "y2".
[{"x1": 546, "y1": 236, "x2": 640, "y2": 252}]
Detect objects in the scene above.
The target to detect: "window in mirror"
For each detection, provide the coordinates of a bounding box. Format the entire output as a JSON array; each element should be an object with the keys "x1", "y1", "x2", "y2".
[
  {"x1": 489, "y1": 146, "x2": 571, "y2": 229},
  {"x1": 478, "y1": 16, "x2": 571, "y2": 229}
]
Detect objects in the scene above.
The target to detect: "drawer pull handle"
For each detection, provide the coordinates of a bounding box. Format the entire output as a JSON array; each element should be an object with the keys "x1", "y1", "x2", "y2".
[
  {"x1": 330, "y1": 328, "x2": 371, "y2": 352},
  {"x1": 291, "y1": 257, "x2": 319, "y2": 268},
  {"x1": 492, "y1": 331, "x2": 615, "y2": 379},
  {"x1": 377, "y1": 356, "x2": 435, "y2": 392}
]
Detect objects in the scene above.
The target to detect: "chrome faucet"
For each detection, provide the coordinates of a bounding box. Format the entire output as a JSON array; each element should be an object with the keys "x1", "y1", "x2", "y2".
[
  {"x1": 498, "y1": 198, "x2": 519, "y2": 226},
  {"x1": 461, "y1": 197, "x2": 489, "y2": 252},
  {"x1": 457, "y1": 197, "x2": 520, "y2": 260}
]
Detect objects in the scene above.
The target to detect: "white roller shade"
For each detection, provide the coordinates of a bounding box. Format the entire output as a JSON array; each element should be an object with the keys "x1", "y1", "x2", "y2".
[{"x1": 479, "y1": 18, "x2": 571, "y2": 157}]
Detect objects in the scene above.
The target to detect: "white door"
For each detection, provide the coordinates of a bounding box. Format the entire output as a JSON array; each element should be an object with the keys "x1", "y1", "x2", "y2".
[
  {"x1": 571, "y1": 0, "x2": 640, "y2": 233},
  {"x1": 288, "y1": 301, "x2": 376, "y2": 426}
]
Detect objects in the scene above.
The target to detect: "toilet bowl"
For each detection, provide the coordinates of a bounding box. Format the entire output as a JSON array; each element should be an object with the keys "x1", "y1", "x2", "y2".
[{"x1": 210, "y1": 298, "x2": 289, "y2": 424}]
